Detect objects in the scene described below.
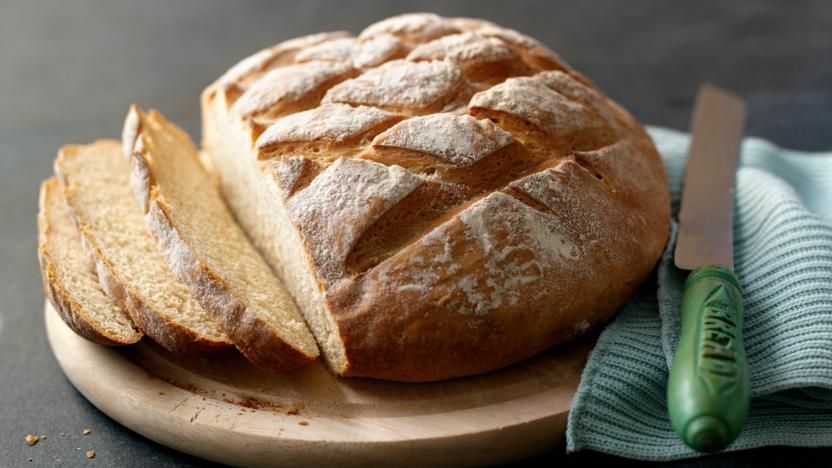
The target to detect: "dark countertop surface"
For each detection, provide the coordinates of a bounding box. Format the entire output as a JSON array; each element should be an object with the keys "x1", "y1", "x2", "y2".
[{"x1": 1, "y1": 1, "x2": 830, "y2": 466}]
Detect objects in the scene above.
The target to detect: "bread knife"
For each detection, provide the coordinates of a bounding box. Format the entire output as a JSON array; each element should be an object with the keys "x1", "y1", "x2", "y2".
[{"x1": 667, "y1": 84, "x2": 750, "y2": 452}]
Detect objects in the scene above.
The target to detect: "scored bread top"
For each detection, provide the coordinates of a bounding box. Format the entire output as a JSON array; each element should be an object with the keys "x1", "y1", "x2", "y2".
[{"x1": 205, "y1": 13, "x2": 671, "y2": 380}]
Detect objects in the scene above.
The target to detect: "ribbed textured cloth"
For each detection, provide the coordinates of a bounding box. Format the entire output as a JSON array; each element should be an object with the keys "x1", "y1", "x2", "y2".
[{"x1": 566, "y1": 127, "x2": 832, "y2": 460}]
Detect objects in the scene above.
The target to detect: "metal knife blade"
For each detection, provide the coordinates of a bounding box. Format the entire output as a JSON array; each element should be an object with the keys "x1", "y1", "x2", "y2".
[{"x1": 674, "y1": 84, "x2": 746, "y2": 271}]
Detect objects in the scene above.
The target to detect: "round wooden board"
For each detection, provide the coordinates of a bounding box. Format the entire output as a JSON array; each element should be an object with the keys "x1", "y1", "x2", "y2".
[{"x1": 44, "y1": 302, "x2": 596, "y2": 466}]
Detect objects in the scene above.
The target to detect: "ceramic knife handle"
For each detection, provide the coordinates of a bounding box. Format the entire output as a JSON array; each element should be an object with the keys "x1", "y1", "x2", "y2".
[{"x1": 667, "y1": 265, "x2": 750, "y2": 452}]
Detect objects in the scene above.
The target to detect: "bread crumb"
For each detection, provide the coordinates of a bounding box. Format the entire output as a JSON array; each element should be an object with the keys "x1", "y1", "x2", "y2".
[
  {"x1": 25, "y1": 434, "x2": 39, "y2": 446},
  {"x1": 286, "y1": 401, "x2": 306, "y2": 415},
  {"x1": 82, "y1": 429, "x2": 92, "y2": 436},
  {"x1": 298, "y1": 420, "x2": 309, "y2": 426},
  {"x1": 86, "y1": 450, "x2": 95, "y2": 459}
]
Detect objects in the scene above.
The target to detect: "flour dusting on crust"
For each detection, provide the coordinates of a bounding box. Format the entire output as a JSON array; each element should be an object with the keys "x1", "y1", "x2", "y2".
[
  {"x1": 372, "y1": 113, "x2": 514, "y2": 167},
  {"x1": 322, "y1": 59, "x2": 464, "y2": 114},
  {"x1": 267, "y1": 156, "x2": 322, "y2": 200},
  {"x1": 458, "y1": 192, "x2": 581, "y2": 318},
  {"x1": 296, "y1": 34, "x2": 408, "y2": 70},
  {"x1": 459, "y1": 192, "x2": 579, "y2": 263},
  {"x1": 359, "y1": 13, "x2": 460, "y2": 45},
  {"x1": 469, "y1": 75, "x2": 603, "y2": 137},
  {"x1": 367, "y1": 192, "x2": 579, "y2": 317},
  {"x1": 537, "y1": 70, "x2": 619, "y2": 126},
  {"x1": 288, "y1": 158, "x2": 421, "y2": 285},
  {"x1": 475, "y1": 24, "x2": 568, "y2": 70},
  {"x1": 353, "y1": 34, "x2": 409, "y2": 69},
  {"x1": 232, "y1": 61, "x2": 355, "y2": 118},
  {"x1": 258, "y1": 104, "x2": 401, "y2": 152},
  {"x1": 215, "y1": 31, "x2": 352, "y2": 90},
  {"x1": 408, "y1": 33, "x2": 517, "y2": 65}
]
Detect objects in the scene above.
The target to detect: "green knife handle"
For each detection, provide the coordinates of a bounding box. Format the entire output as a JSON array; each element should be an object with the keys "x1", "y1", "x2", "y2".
[{"x1": 667, "y1": 265, "x2": 750, "y2": 452}]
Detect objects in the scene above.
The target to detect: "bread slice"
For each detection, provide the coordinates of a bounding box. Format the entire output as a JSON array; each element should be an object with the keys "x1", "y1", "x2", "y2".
[
  {"x1": 55, "y1": 141, "x2": 232, "y2": 356},
  {"x1": 123, "y1": 106, "x2": 318, "y2": 372},
  {"x1": 37, "y1": 177, "x2": 142, "y2": 345}
]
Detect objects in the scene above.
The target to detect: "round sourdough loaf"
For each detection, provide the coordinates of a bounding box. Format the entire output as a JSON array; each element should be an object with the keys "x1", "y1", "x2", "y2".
[{"x1": 201, "y1": 13, "x2": 671, "y2": 381}]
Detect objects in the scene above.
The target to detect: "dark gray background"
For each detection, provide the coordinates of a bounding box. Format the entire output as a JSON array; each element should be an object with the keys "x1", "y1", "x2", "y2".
[{"x1": 1, "y1": 1, "x2": 830, "y2": 466}]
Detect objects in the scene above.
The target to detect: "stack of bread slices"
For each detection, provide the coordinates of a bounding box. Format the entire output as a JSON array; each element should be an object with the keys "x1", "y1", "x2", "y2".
[{"x1": 39, "y1": 106, "x2": 319, "y2": 372}]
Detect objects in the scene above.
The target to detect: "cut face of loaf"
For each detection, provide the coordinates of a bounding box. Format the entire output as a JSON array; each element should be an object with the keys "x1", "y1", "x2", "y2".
[
  {"x1": 38, "y1": 178, "x2": 141, "y2": 345},
  {"x1": 55, "y1": 141, "x2": 232, "y2": 356},
  {"x1": 201, "y1": 13, "x2": 671, "y2": 381},
  {"x1": 123, "y1": 106, "x2": 318, "y2": 372}
]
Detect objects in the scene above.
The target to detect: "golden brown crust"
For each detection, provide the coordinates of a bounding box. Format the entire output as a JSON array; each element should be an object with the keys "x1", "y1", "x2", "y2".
[
  {"x1": 56, "y1": 141, "x2": 231, "y2": 356},
  {"x1": 203, "y1": 14, "x2": 671, "y2": 381}
]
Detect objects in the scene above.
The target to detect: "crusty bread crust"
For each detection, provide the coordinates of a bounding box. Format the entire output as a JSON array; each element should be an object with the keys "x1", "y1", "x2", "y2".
[
  {"x1": 202, "y1": 13, "x2": 672, "y2": 381},
  {"x1": 56, "y1": 141, "x2": 232, "y2": 356},
  {"x1": 37, "y1": 178, "x2": 142, "y2": 346},
  {"x1": 124, "y1": 106, "x2": 318, "y2": 372}
]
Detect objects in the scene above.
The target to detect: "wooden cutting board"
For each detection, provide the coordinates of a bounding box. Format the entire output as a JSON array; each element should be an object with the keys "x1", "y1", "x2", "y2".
[{"x1": 44, "y1": 301, "x2": 596, "y2": 466}]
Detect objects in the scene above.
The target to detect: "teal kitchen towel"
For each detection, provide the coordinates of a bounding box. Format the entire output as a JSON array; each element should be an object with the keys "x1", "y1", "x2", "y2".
[{"x1": 566, "y1": 127, "x2": 832, "y2": 460}]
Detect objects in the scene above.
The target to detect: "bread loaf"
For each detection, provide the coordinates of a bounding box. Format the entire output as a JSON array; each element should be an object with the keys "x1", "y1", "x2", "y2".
[{"x1": 194, "y1": 13, "x2": 671, "y2": 381}]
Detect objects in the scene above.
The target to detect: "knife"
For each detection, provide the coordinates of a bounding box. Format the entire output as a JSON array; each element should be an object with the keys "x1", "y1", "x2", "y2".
[{"x1": 667, "y1": 84, "x2": 750, "y2": 452}]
